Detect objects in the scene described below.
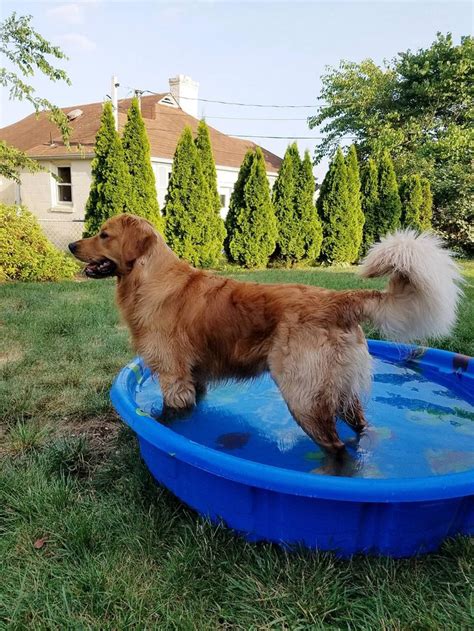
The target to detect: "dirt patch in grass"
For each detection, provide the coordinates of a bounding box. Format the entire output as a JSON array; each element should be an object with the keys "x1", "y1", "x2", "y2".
[{"x1": 63, "y1": 411, "x2": 122, "y2": 454}]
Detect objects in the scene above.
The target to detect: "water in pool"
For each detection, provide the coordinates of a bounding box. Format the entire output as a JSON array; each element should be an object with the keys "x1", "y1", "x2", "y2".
[{"x1": 134, "y1": 357, "x2": 474, "y2": 479}]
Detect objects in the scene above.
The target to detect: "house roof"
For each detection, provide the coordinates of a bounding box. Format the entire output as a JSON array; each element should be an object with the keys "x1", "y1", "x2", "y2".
[{"x1": 0, "y1": 93, "x2": 282, "y2": 173}]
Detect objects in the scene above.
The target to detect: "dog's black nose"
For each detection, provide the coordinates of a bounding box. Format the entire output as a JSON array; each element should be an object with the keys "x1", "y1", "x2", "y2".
[{"x1": 68, "y1": 242, "x2": 78, "y2": 254}]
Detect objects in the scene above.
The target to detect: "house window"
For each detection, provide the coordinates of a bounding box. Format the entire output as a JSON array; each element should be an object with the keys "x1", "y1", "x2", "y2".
[
  {"x1": 220, "y1": 193, "x2": 226, "y2": 208},
  {"x1": 57, "y1": 166, "x2": 72, "y2": 203}
]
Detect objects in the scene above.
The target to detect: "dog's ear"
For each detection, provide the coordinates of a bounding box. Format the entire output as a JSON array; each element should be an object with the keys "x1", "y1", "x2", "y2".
[{"x1": 121, "y1": 215, "x2": 155, "y2": 267}]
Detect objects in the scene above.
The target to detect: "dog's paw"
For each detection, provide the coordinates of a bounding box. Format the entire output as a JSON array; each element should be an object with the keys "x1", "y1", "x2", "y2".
[{"x1": 152, "y1": 403, "x2": 194, "y2": 424}]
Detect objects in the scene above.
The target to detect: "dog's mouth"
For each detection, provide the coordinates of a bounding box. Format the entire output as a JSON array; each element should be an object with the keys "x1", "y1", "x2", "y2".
[{"x1": 84, "y1": 258, "x2": 117, "y2": 278}]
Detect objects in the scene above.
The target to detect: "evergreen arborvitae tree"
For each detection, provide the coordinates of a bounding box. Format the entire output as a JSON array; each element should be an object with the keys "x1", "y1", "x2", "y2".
[
  {"x1": 400, "y1": 174, "x2": 423, "y2": 230},
  {"x1": 272, "y1": 143, "x2": 301, "y2": 264},
  {"x1": 194, "y1": 119, "x2": 226, "y2": 261},
  {"x1": 122, "y1": 97, "x2": 163, "y2": 232},
  {"x1": 360, "y1": 157, "x2": 380, "y2": 256},
  {"x1": 226, "y1": 148, "x2": 278, "y2": 268},
  {"x1": 345, "y1": 144, "x2": 364, "y2": 260},
  {"x1": 420, "y1": 177, "x2": 433, "y2": 230},
  {"x1": 83, "y1": 101, "x2": 130, "y2": 237},
  {"x1": 377, "y1": 149, "x2": 402, "y2": 236},
  {"x1": 317, "y1": 147, "x2": 354, "y2": 264},
  {"x1": 164, "y1": 126, "x2": 219, "y2": 267},
  {"x1": 296, "y1": 150, "x2": 323, "y2": 262},
  {"x1": 224, "y1": 150, "x2": 253, "y2": 260}
]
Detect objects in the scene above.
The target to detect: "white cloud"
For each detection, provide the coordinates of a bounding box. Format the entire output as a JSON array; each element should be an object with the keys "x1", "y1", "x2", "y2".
[
  {"x1": 58, "y1": 33, "x2": 97, "y2": 52},
  {"x1": 47, "y1": 4, "x2": 84, "y2": 25}
]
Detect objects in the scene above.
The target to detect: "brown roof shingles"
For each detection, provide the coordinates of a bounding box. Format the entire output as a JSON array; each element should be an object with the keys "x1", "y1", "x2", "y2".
[{"x1": 0, "y1": 94, "x2": 282, "y2": 172}]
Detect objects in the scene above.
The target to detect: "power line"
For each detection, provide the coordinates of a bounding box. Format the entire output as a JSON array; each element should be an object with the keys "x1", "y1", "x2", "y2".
[
  {"x1": 230, "y1": 134, "x2": 357, "y2": 140},
  {"x1": 129, "y1": 121, "x2": 354, "y2": 142},
  {"x1": 144, "y1": 90, "x2": 319, "y2": 108},
  {"x1": 120, "y1": 89, "x2": 349, "y2": 141},
  {"x1": 205, "y1": 116, "x2": 310, "y2": 121}
]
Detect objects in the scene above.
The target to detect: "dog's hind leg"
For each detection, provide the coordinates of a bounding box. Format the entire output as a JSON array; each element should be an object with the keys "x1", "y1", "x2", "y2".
[
  {"x1": 268, "y1": 330, "x2": 367, "y2": 456},
  {"x1": 270, "y1": 362, "x2": 345, "y2": 455},
  {"x1": 339, "y1": 396, "x2": 368, "y2": 434},
  {"x1": 294, "y1": 399, "x2": 346, "y2": 457}
]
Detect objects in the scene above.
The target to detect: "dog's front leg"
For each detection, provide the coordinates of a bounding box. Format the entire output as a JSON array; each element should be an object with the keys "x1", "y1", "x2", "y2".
[{"x1": 158, "y1": 371, "x2": 196, "y2": 421}]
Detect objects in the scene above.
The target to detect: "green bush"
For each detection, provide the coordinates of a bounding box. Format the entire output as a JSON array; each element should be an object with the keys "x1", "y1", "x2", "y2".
[
  {"x1": 360, "y1": 157, "x2": 379, "y2": 256},
  {"x1": 0, "y1": 204, "x2": 79, "y2": 281},
  {"x1": 317, "y1": 147, "x2": 355, "y2": 264},
  {"x1": 377, "y1": 149, "x2": 402, "y2": 236},
  {"x1": 225, "y1": 148, "x2": 278, "y2": 268},
  {"x1": 83, "y1": 101, "x2": 130, "y2": 238},
  {"x1": 122, "y1": 97, "x2": 163, "y2": 233},
  {"x1": 272, "y1": 144, "x2": 322, "y2": 265},
  {"x1": 345, "y1": 145, "x2": 364, "y2": 260},
  {"x1": 194, "y1": 120, "x2": 227, "y2": 265},
  {"x1": 297, "y1": 150, "x2": 323, "y2": 263},
  {"x1": 164, "y1": 127, "x2": 221, "y2": 267},
  {"x1": 224, "y1": 150, "x2": 253, "y2": 260},
  {"x1": 400, "y1": 174, "x2": 423, "y2": 230},
  {"x1": 272, "y1": 143, "x2": 302, "y2": 263},
  {"x1": 420, "y1": 177, "x2": 433, "y2": 230}
]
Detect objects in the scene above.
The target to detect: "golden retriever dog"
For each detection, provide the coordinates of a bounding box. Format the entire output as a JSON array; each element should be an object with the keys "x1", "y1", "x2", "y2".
[{"x1": 69, "y1": 214, "x2": 461, "y2": 457}]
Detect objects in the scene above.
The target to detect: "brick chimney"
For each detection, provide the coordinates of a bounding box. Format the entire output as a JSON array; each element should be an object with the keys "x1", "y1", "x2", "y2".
[{"x1": 169, "y1": 75, "x2": 199, "y2": 118}]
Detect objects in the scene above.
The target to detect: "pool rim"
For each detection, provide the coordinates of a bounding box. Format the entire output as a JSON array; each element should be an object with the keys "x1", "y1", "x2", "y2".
[{"x1": 110, "y1": 340, "x2": 474, "y2": 504}]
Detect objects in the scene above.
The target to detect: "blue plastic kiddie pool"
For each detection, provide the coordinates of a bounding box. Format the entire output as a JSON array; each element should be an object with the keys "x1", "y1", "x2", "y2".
[{"x1": 110, "y1": 340, "x2": 474, "y2": 557}]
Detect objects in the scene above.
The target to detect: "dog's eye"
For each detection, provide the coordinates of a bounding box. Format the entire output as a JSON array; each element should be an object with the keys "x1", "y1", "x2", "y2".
[{"x1": 99, "y1": 232, "x2": 108, "y2": 239}]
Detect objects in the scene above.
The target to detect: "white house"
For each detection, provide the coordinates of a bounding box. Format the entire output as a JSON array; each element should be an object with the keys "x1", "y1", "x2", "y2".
[{"x1": 0, "y1": 75, "x2": 282, "y2": 248}]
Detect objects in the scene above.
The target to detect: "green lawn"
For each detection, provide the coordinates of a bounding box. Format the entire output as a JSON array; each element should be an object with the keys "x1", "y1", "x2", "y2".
[{"x1": 1, "y1": 265, "x2": 473, "y2": 629}]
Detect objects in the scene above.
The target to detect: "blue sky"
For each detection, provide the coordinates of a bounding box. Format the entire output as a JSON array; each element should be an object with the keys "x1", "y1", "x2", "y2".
[{"x1": 1, "y1": 0, "x2": 472, "y2": 180}]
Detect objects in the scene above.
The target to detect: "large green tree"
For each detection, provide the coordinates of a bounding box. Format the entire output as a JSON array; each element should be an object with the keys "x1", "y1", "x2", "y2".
[
  {"x1": 272, "y1": 143, "x2": 301, "y2": 263},
  {"x1": 377, "y1": 150, "x2": 402, "y2": 236},
  {"x1": 122, "y1": 97, "x2": 163, "y2": 232},
  {"x1": 400, "y1": 174, "x2": 423, "y2": 231},
  {"x1": 420, "y1": 178, "x2": 433, "y2": 231},
  {"x1": 317, "y1": 147, "x2": 354, "y2": 264},
  {"x1": 360, "y1": 157, "x2": 379, "y2": 256},
  {"x1": 226, "y1": 148, "x2": 278, "y2": 268},
  {"x1": 345, "y1": 144, "x2": 364, "y2": 260},
  {"x1": 164, "y1": 127, "x2": 221, "y2": 267},
  {"x1": 224, "y1": 150, "x2": 253, "y2": 260},
  {"x1": 272, "y1": 144, "x2": 322, "y2": 265},
  {"x1": 83, "y1": 102, "x2": 130, "y2": 237},
  {"x1": 296, "y1": 150, "x2": 323, "y2": 262},
  {"x1": 0, "y1": 13, "x2": 71, "y2": 183},
  {"x1": 310, "y1": 33, "x2": 473, "y2": 252},
  {"x1": 194, "y1": 119, "x2": 226, "y2": 259}
]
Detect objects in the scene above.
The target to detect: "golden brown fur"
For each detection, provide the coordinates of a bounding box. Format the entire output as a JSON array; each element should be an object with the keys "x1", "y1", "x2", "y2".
[{"x1": 69, "y1": 214, "x2": 460, "y2": 457}]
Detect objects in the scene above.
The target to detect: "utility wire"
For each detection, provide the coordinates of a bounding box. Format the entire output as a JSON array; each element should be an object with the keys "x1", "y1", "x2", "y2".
[
  {"x1": 204, "y1": 116, "x2": 311, "y2": 121},
  {"x1": 144, "y1": 90, "x2": 320, "y2": 108},
  {"x1": 118, "y1": 119, "x2": 354, "y2": 142},
  {"x1": 230, "y1": 134, "x2": 357, "y2": 140},
  {"x1": 120, "y1": 89, "x2": 351, "y2": 140}
]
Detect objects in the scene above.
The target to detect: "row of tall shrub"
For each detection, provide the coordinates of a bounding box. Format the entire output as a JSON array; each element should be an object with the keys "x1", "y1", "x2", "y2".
[{"x1": 1, "y1": 103, "x2": 434, "y2": 281}]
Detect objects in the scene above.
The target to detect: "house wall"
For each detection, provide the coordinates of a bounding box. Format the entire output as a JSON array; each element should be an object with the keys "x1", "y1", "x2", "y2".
[
  {"x1": 152, "y1": 158, "x2": 277, "y2": 217},
  {"x1": 0, "y1": 178, "x2": 18, "y2": 205},
  {"x1": 0, "y1": 156, "x2": 277, "y2": 249},
  {"x1": 0, "y1": 159, "x2": 92, "y2": 247},
  {"x1": 0, "y1": 159, "x2": 92, "y2": 218}
]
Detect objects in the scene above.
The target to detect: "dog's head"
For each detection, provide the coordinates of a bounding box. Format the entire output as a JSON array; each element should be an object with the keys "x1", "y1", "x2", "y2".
[{"x1": 69, "y1": 214, "x2": 157, "y2": 278}]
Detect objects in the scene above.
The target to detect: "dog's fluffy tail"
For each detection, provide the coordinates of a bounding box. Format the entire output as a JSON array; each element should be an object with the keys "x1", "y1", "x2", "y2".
[{"x1": 359, "y1": 230, "x2": 463, "y2": 341}]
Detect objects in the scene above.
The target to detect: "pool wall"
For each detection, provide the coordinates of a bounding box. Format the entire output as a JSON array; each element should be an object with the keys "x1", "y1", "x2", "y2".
[{"x1": 111, "y1": 341, "x2": 474, "y2": 557}]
